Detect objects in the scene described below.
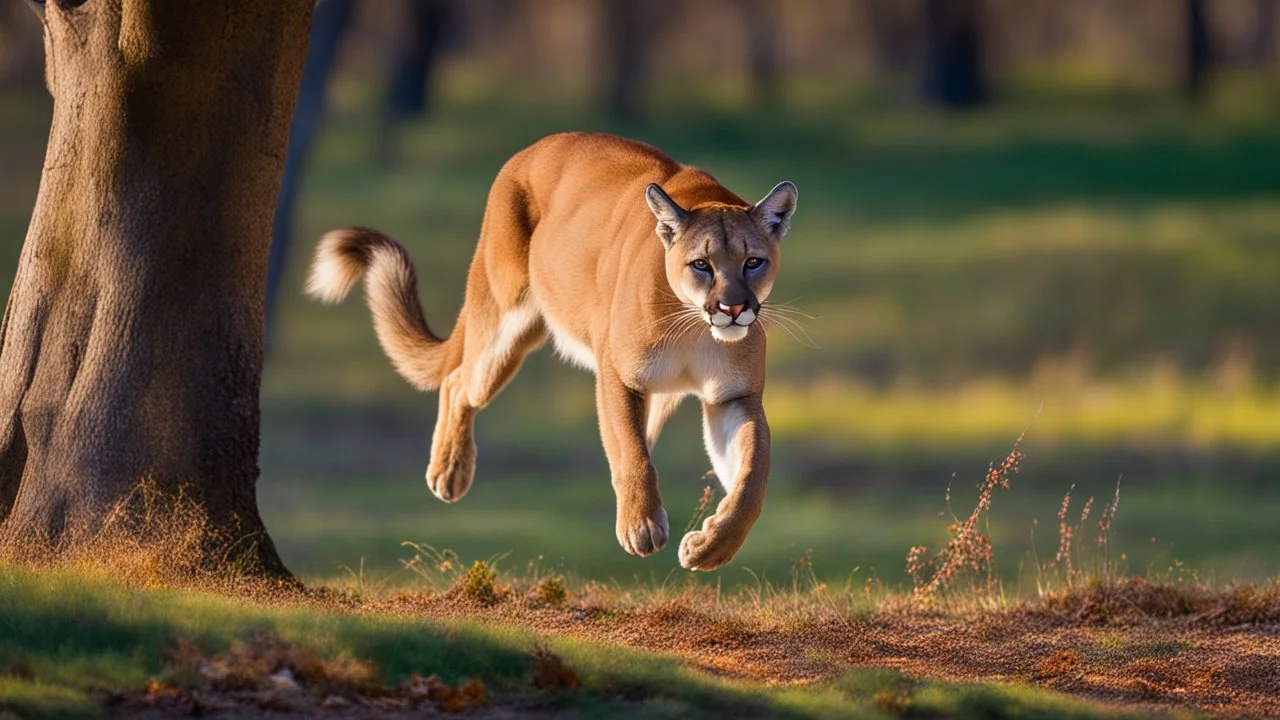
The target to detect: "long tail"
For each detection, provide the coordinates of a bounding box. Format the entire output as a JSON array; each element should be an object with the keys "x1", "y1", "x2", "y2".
[{"x1": 305, "y1": 227, "x2": 450, "y2": 391}]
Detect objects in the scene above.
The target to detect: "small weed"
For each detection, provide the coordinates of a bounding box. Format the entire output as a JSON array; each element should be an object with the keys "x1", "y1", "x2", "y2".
[
  {"x1": 1037, "y1": 478, "x2": 1125, "y2": 595},
  {"x1": 906, "y1": 434, "x2": 1024, "y2": 603},
  {"x1": 684, "y1": 476, "x2": 721, "y2": 535},
  {"x1": 461, "y1": 560, "x2": 500, "y2": 604},
  {"x1": 532, "y1": 575, "x2": 568, "y2": 607},
  {"x1": 399, "y1": 543, "x2": 465, "y2": 591},
  {"x1": 400, "y1": 543, "x2": 513, "y2": 603},
  {"x1": 336, "y1": 557, "x2": 377, "y2": 600}
]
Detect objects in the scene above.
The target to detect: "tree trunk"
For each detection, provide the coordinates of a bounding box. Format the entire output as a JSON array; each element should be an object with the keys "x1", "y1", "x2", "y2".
[
  {"x1": 731, "y1": 0, "x2": 780, "y2": 105},
  {"x1": 1254, "y1": 0, "x2": 1274, "y2": 67},
  {"x1": 375, "y1": 0, "x2": 458, "y2": 164},
  {"x1": 0, "y1": 0, "x2": 313, "y2": 579},
  {"x1": 863, "y1": 0, "x2": 916, "y2": 77},
  {"x1": 601, "y1": 0, "x2": 648, "y2": 122},
  {"x1": 1185, "y1": 0, "x2": 1211, "y2": 100},
  {"x1": 599, "y1": 0, "x2": 681, "y2": 122},
  {"x1": 1251, "y1": 0, "x2": 1277, "y2": 68},
  {"x1": 919, "y1": 0, "x2": 988, "y2": 109}
]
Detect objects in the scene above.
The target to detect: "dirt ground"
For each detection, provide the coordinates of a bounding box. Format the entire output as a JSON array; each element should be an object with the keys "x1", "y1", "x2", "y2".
[
  {"x1": 110, "y1": 582, "x2": 1280, "y2": 718},
  {"x1": 369, "y1": 587, "x2": 1280, "y2": 718}
]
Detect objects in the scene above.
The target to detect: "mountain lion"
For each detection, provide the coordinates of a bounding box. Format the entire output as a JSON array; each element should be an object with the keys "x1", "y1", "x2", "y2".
[{"x1": 306, "y1": 132, "x2": 797, "y2": 570}]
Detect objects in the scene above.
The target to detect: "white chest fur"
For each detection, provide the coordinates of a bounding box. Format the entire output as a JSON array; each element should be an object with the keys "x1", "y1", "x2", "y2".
[
  {"x1": 638, "y1": 338, "x2": 749, "y2": 403},
  {"x1": 542, "y1": 313, "x2": 597, "y2": 372}
]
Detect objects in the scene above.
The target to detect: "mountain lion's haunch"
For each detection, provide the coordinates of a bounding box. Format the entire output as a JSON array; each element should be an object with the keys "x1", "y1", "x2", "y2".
[{"x1": 306, "y1": 132, "x2": 797, "y2": 570}]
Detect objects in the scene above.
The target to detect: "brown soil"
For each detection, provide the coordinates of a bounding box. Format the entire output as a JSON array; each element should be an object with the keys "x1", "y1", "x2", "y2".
[
  {"x1": 364, "y1": 586, "x2": 1280, "y2": 718},
  {"x1": 108, "y1": 582, "x2": 1280, "y2": 718}
]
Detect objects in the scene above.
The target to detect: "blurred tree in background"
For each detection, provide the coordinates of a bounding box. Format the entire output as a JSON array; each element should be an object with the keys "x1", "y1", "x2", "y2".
[
  {"x1": 0, "y1": 2, "x2": 42, "y2": 93},
  {"x1": 920, "y1": 0, "x2": 987, "y2": 107},
  {"x1": 1186, "y1": 0, "x2": 1212, "y2": 99},
  {"x1": 8, "y1": 1, "x2": 1278, "y2": 115},
  {"x1": 379, "y1": 0, "x2": 460, "y2": 160}
]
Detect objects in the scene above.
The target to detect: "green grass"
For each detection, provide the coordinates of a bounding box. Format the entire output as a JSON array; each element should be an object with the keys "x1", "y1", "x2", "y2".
[
  {"x1": 4, "y1": 72, "x2": 1280, "y2": 591},
  {"x1": 0, "y1": 567, "x2": 1143, "y2": 719}
]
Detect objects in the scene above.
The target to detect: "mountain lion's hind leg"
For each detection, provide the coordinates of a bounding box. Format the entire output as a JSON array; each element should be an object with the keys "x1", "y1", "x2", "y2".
[
  {"x1": 426, "y1": 282, "x2": 544, "y2": 503},
  {"x1": 679, "y1": 395, "x2": 770, "y2": 570}
]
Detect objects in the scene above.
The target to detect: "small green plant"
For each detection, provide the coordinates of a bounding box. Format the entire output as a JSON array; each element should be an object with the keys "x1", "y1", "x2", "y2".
[
  {"x1": 336, "y1": 557, "x2": 376, "y2": 600},
  {"x1": 461, "y1": 560, "x2": 499, "y2": 604},
  {"x1": 533, "y1": 574, "x2": 568, "y2": 607},
  {"x1": 399, "y1": 543, "x2": 465, "y2": 591}
]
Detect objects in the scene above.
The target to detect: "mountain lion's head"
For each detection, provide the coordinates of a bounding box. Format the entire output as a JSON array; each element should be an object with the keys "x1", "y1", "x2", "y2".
[{"x1": 646, "y1": 181, "x2": 797, "y2": 342}]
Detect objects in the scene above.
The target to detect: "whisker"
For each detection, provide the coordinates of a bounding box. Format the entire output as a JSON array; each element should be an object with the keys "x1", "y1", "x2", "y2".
[
  {"x1": 759, "y1": 310, "x2": 820, "y2": 348},
  {"x1": 657, "y1": 314, "x2": 687, "y2": 342},
  {"x1": 765, "y1": 313, "x2": 816, "y2": 340},
  {"x1": 762, "y1": 305, "x2": 815, "y2": 328},
  {"x1": 658, "y1": 309, "x2": 705, "y2": 346},
  {"x1": 645, "y1": 303, "x2": 702, "y2": 331},
  {"x1": 764, "y1": 303, "x2": 818, "y2": 320},
  {"x1": 665, "y1": 319, "x2": 702, "y2": 346},
  {"x1": 765, "y1": 311, "x2": 812, "y2": 330},
  {"x1": 759, "y1": 315, "x2": 810, "y2": 346}
]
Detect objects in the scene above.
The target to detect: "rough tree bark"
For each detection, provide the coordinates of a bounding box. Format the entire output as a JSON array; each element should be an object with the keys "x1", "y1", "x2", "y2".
[{"x1": 0, "y1": 0, "x2": 313, "y2": 577}]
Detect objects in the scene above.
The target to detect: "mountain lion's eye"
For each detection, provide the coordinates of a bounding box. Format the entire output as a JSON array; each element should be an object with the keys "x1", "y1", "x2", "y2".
[
  {"x1": 691, "y1": 259, "x2": 710, "y2": 271},
  {"x1": 745, "y1": 257, "x2": 763, "y2": 269}
]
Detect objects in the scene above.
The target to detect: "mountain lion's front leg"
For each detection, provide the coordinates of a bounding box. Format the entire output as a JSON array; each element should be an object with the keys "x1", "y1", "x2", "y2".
[
  {"x1": 596, "y1": 369, "x2": 669, "y2": 556},
  {"x1": 679, "y1": 395, "x2": 770, "y2": 570}
]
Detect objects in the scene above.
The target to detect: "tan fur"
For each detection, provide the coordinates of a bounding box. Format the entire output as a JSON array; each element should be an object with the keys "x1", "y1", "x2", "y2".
[{"x1": 306, "y1": 132, "x2": 797, "y2": 570}]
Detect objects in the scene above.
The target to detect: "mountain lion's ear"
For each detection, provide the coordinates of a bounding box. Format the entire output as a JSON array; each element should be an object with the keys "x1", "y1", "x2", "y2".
[
  {"x1": 645, "y1": 183, "x2": 688, "y2": 249},
  {"x1": 750, "y1": 181, "x2": 797, "y2": 241}
]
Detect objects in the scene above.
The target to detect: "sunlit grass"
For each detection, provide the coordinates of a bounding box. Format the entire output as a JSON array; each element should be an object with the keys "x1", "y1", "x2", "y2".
[
  {"x1": 1, "y1": 566, "x2": 1148, "y2": 719},
  {"x1": 768, "y1": 374, "x2": 1280, "y2": 448}
]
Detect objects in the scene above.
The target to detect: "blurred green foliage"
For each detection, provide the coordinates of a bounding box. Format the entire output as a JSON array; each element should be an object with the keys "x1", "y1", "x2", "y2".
[{"x1": 2, "y1": 73, "x2": 1279, "y2": 589}]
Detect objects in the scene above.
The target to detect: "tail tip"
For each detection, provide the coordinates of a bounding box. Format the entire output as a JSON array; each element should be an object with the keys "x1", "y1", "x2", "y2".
[{"x1": 305, "y1": 228, "x2": 370, "y2": 304}]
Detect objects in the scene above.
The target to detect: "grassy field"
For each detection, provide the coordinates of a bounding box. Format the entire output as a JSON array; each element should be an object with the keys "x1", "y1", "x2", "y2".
[
  {"x1": 2, "y1": 567, "x2": 1159, "y2": 719},
  {"x1": 3, "y1": 73, "x2": 1280, "y2": 592}
]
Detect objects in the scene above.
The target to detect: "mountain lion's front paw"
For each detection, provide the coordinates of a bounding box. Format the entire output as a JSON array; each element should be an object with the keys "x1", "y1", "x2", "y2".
[
  {"x1": 678, "y1": 530, "x2": 737, "y2": 571},
  {"x1": 616, "y1": 504, "x2": 669, "y2": 556}
]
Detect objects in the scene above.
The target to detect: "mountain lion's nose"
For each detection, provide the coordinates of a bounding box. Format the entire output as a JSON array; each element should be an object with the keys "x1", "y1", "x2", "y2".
[{"x1": 719, "y1": 302, "x2": 745, "y2": 319}]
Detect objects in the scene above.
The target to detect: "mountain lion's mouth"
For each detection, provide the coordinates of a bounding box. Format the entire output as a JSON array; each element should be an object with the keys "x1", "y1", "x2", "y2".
[
  {"x1": 707, "y1": 307, "x2": 754, "y2": 343},
  {"x1": 710, "y1": 324, "x2": 749, "y2": 342}
]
